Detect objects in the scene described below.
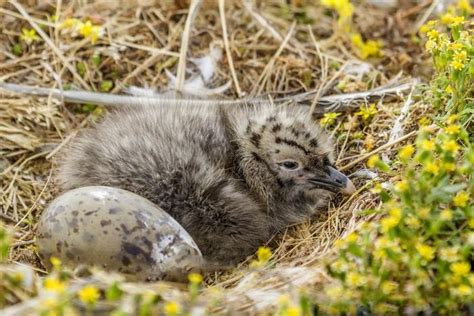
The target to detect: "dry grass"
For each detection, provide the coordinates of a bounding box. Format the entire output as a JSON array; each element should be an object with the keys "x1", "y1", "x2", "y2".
[{"x1": 0, "y1": 0, "x2": 434, "y2": 313}]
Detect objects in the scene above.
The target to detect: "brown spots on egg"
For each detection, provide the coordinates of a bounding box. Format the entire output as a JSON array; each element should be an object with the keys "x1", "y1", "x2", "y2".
[{"x1": 36, "y1": 186, "x2": 203, "y2": 282}]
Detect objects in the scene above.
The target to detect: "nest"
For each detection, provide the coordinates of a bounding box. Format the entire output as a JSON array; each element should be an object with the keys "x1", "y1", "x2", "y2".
[{"x1": 0, "y1": 0, "x2": 434, "y2": 313}]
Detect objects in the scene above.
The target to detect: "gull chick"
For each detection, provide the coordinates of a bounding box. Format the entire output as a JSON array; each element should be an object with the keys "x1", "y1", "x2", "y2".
[{"x1": 57, "y1": 100, "x2": 355, "y2": 267}]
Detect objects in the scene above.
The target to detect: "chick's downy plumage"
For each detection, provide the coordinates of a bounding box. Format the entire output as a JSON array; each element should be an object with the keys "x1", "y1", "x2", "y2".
[{"x1": 57, "y1": 101, "x2": 354, "y2": 267}]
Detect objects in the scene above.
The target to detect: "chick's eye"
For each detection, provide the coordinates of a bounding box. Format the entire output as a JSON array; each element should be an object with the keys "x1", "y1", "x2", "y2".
[{"x1": 280, "y1": 160, "x2": 300, "y2": 170}]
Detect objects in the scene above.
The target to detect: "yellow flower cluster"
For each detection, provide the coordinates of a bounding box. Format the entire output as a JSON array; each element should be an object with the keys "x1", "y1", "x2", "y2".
[
  {"x1": 381, "y1": 208, "x2": 402, "y2": 232},
  {"x1": 20, "y1": 28, "x2": 40, "y2": 44},
  {"x1": 450, "y1": 50, "x2": 468, "y2": 70},
  {"x1": 326, "y1": 111, "x2": 472, "y2": 312},
  {"x1": 399, "y1": 145, "x2": 415, "y2": 161},
  {"x1": 250, "y1": 246, "x2": 272, "y2": 268},
  {"x1": 188, "y1": 272, "x2": 203, "y2": 284},
  {"x1": 164, "y1": 301, "x2": 181, "y2": 315},
  {"x1": 44, "y1": 277, "x2": 65, "y2": 293},
  {"x1": 440, "y1": 13, "x2": 465, "y2": 27},
  {"x1": 355, "y1": 103, "x2": 378, "y2": 121},
  {"x1": 320, "y1": 112, "x2": 341, "y2": 126},
  {"x1": 321, "y1": 0, "x2": 354, "y2": 21},
  {"x1": 351, "y1": 34, "x2": 383, "y2": 59},
  {"x1": 416, "y1": 243, "x2": 435, "y2": 261},
  {"x1": 61, "y1": 18, "x2": 103, "y2": 44},
  {"x1": 78, "y1": 285, "x2": 100, "y2": 304}
]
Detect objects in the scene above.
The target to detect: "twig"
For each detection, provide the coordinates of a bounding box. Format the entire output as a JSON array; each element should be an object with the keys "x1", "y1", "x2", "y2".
[
  {"x1": 255, "y1": 21, "x2": 296, "y2": 95},
  {"x1": 388, "y1": 85, "x2": 415, "y2": 142},
  {"x1": 339, "y1": 130, "x2": 418, "y2": 171},
  {"x1": 113, "y1": 40, "x2": 179, "y2": 57},
  {"x1": 0, "y1": 80, "x2": 418, "y2": 113},
  {"x1": 242, "y1": 0, "x2": 283, "y2": 42},
  {"x1": 219, "y1": 0, "x2": 243, "y2": 97},
  {"x1": 176, "y1": 0, "x2": 202, "y2": 92}
]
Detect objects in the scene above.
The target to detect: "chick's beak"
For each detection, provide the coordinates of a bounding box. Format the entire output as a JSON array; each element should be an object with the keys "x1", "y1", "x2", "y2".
[{"x1": 309, "y1": 166, "x2": 356, "y2": 195}]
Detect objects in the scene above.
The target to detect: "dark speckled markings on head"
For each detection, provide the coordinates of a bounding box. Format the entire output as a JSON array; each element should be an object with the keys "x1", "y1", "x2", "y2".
[{"x1": 36, "y1": 186, "x2": 204, "y2": 281}]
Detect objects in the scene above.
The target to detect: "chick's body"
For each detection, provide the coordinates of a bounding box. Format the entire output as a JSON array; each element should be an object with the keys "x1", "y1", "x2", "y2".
[{"x1": 58, "y1": 101, "x2": 351, "y2": 267}]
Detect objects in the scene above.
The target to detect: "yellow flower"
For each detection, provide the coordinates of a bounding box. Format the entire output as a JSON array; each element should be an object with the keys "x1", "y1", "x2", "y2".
[
  {"x1": 443, "y1": 139, "x2": 459, "y2": 153},
  {"x1": 60, "y1": 18, "x2": 80, "y2": 29},
  {"x1": 367, "y1": 155, "x2": 380, "y2": 168},
  {"x1": 439, "y1": 247, "x2": 460, "y2": 262},
  {"x1": 425, "y1": 39, "x2": 436, "y2": 52},
  {"x1": 78, "y1": 20, "x2": 102, "y2": 44},
  {"x1": 287, "y1": 305, "x2": 302, "y2": 316},
  {"x1": 346, "y1": 272, "x2": 366, "y2": 287},
  {"x1": 399, "y1": 145, "x2": 415, "y2": 160},
  {"x1": 417, "y1": 207, "x2": 430, "y2": 219},
  {"x1": 389, "y1": 207, "x2": 402, "y2": 218},
  {"x1": 451, "y1": 59, "x2": 464, "y2": 70},
  {"x1": 440, "y1": 209, "x2": 453, "y2": 221},
  {"x1": 381, "y1": 216, "x2": 400, "y2": 231},
  {"x1": 326, "y1": 285, "x2": 344, "y2": 300},
  {"x1": 441, "y1": 13, "x2": 455, "y2": 25},
  {"x1": 257, "y1": 246, "x2": 272, "y2": 262},
  {"x1": 421, "y1": 139, "x2": 435, "y2": 151},
  {"x1": 381, "y1": 281, "x2": 397, "y2": 295},
  {"x1": 445, "y1": 124, "x2": 460, "y2": 134},
  {"x1": 351, "y1": 33, "x2": 363, "y2": 47},
  {"x1": 353, "y1": 38, "x2": 383, "y2": 59},
  {"x1": 44, "y1": 277, "x2": 65, "y2": 293},
  {"x1": 345, "y1": 232, "x2": 358, "y2": 243},
  {"x1": 445, "y1": 85, "x2": 453, "y2": 94},
  {"x1": 370, "y1": 183, "x2": 383, "y2": 194},
  {"x1": 447, "y1": 114, "x2": 459, "y2": 124},
  {"x1": 164, "y1": 301, "x2": 181, "y2": 315},
  {"x1": 356, "y1": 104, "x2": 378, "y2": 120},
  {"x1": 451, "y1": 262, "x2": 471, "y2": 276},
  {"x1": 419, "y1": 25, "x2": 430, "y2": 34},
  {"x1": 453, "y1": 191, "x2": 469, "y2": 207},
  {"x1": 424, "y1": 162, "x2": 439, "y2": 175},
  {"x1": 321, "y1": 0, "x2": 354, "y2": 19},
  {"x1": 441, "y1": 14, "x2": 465, "y2": 27},
  {"x1": 20, "y1": 28, "x2": 40, "y2": 44},
  {"x1": 405, "y1": 216, "x2": 421, "y2": 229},
  {"x1": 394, "y1": 180, "x2": 409, "y2": 192},
  {"x1": 416, "y1": 243, "x2": 435, "y2": 261},
  {"x1": 457, "y1": 0, "x2": 472, "y2": 12},
  {"x1": 449, "y1": 42, "x2": 464, "y2": 51},
  {"x1": 453, "y1": 50, "x2": 467, "y2": 63},
  {"x1": 420, "y1": 20, "x2": 438, "y2": 33},
  {"x1": 320, "y1": 112, "x2": 341, "y2": 126},
  {"x1": 188, "y1": 272, "x2": 203, "y2": 284},
  {"x1": 332, "y1": 259, "x2": 349, "y2": 272},
  {"x1": 78, "y1": 285, "x2": 100, "y2": 304},
  {"x1": 450, "y1": 16, "x2": 465, "y2": 27},
  {"x1": 469, "y1": 218, "x2": 474, "y2": 229},
  {"x1": 364, "y1": 134, "x2": 375, "y2": 151},
  {"x1": 426, "y1": 29, "x2": 439, "y2": 39},
  {"x1": 418, "y1": 117, "x2": 431, "y2": 126},
  {"x1": 456, "y1": 284, "x2": 472, "y2": 296},
  {"x1": 442, "y1": 162, "x2": 456, "y2": 172},
  {"x1": 50, "y1": 257, "x2": 62, "y2": 268}
]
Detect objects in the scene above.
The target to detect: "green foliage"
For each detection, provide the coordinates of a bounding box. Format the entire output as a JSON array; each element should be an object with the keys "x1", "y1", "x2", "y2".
[
  {"x1": 421, "y1": 14, "x2": 473, "y2": 125},
  {"x1": 0, "y1": 225, "x2": 10, "y2": 263},
  {"x1": 324, "y1": 13, "x2": 473, "y2": 314}
]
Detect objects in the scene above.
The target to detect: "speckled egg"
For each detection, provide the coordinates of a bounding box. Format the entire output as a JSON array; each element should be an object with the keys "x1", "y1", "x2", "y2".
[{"x1": 36, "y1": 186, "x2": 203, "y2": 281}]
